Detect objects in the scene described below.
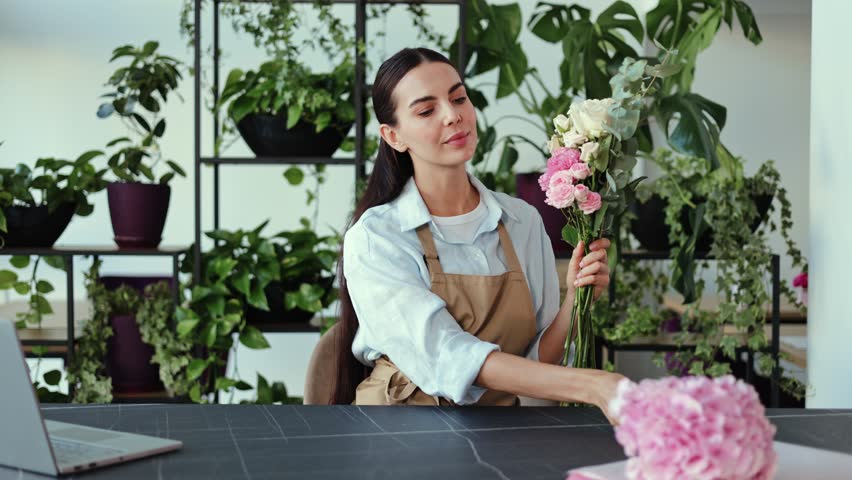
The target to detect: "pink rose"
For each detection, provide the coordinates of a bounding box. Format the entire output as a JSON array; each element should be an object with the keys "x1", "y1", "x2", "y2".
[
  {"x1": 540, "y1": 147, "x2": 581, "y2": 191},
  {"x1": 569, "y1": 162, "x2": 591, "y2": 181},
  {"x1": 578, "y1": 191, "x2": 601, "y2": 214},
  {"x1": 545, "y1": 171, "x2": 575, "y2": 209},
  {"x1": 573, "y1": 184, "x2": 589, "y2": 203}
]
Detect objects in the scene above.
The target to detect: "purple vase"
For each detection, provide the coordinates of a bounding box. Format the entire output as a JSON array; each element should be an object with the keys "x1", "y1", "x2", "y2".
[
  {"x1": 515, "y1": 172, "x2": 573, "y2": 255},
  {"x1": 107, "y1": 182, "x2": 170, "y2": 248},
  {"x1": 101, "y1": 276, "x2": 174, "y2": 393}
]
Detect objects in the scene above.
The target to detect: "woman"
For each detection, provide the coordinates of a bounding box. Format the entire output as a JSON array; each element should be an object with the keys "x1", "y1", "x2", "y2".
[{"x1": 332, "y1": 47, "x2": 625, "y2": 421}]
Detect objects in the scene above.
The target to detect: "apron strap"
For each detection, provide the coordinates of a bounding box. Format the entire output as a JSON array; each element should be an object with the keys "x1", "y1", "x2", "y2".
[
  {"x1": 497, "y1": 222, "x2": 524, "y2": 273},
  {"x1": 415, "y1": 224, "x2": 445, "y2": 275}
]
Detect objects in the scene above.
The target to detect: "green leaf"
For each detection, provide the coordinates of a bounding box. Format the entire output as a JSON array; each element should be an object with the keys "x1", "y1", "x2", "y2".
[
  {"x1": 239, "y1": 326, "x2": 270, "y2": 349},
  {"x1": 0, "y1": 270, "x2": 18, "y2": 286},
  {"x1": 561, "y1": 224, "x2": 579, "y2": 248},
  {"x1": 189, "y1": 383, "x2": 202, "y2": 403},
  {"x1": 247, "y1": 280, "x2": 269, "y2": 311},
  {"x1": 0, "y1": 210, "x2": 6, "y2": 233},
  {"x1": 230, "y1": 95, "x2": 256, "y2": 123},
  {"x1": 497, "y1": 139, "x2": 518, "y2": 174},
  {"x1": 142, "y1": 40, "x2": 159, "y2": 56},
  {"x1": 186, "y1": 359, "x2": 207, "y2": 381},
  {"x1": 286, "y1": 103, "x2": 303, "y2": 129},
  {"x1": 256, "y1": 374, "x2": 272, "y2": 404},
  {"x1": 14, "y1": 282, "x2": 30, "y2": 295},
  {"x1": 153, "y1": 119, "x2": 166, "y2": 137},
  {"x1": 659, "y1": 93, "x2": 727, "y2": 170},
  {"x1": 176, "y1": 316, "x2": 200, "y2": 337},
  {"x1": 283, "y1": 167, "x2": 304, "y2": 186},
  {"x1": 42, "y1": 256, "x2": 66, "y2": 271},
  {"x1": 35, "y1": 280, "x2": 53, "y2": 294},
  {"x1": 43, "y1": 369, "x2": 62, "y2": 386},
  {"x1": 314, "y1": 112, "x2": 331, "y2": 133},
  {"x1": 30, "y1": 345, "x2": 48, "y2": 356},
  {"x1": 33, "y1": 294, "x2": 53, "y2": 315},
  {"x1": 106, "y1": 136, "x2": 131, "y2": 147},
  {"x1": 232, "y1": 270, "x2": 251, "y2": 297},
  {"x1": 200, "y1": 321, "x2": 218, "y2": 347},
  {"x1": 132, "y1": 113, "x2": 151, "y2": 133},
  {"x1": 10, "y1": 255, "x2": 30, "y2": 269}
]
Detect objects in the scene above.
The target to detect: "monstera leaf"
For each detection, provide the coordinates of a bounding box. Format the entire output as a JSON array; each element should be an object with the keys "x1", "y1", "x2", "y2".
[
  {"x1": 450, "y1": 0, "x2": 528, "y2": 99},
  {"x1": 529, "y1": 1, "x2": 644, "y2": 100},
  {"x1": 648, "y1": 0, "x2": 762, "y2": 94},
  {"x1": 658, "y1": 92, "x2": 726, "y2": 170}
]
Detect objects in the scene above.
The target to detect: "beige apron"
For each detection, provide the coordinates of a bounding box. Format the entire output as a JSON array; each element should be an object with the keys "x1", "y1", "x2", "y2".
[{"x1": 354, "y1": 221, "x2": 537, "y2": 406}]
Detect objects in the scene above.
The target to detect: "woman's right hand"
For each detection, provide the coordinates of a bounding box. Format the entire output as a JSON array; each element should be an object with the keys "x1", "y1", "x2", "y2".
[{"x1": 593, "y1": 371, "x2": 628, "y2": 425}]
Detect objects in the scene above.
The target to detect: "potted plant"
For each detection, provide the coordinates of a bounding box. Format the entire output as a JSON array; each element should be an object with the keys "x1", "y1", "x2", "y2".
[
  {"x1": 0, "y1": 151, "x2": 107, "y2": 247},
  {"x1": 96, "y1": 41, "x2": 186, "y2": 248},
  {"x1": 66, "y1": 259, "x2": 193, "y2": 403},
  {"x1": 202, "y1": 0, "x2": 356, "y2": 160},
  {"x1": 219, "y1": 58, "x2": 355, "y2": 157}
]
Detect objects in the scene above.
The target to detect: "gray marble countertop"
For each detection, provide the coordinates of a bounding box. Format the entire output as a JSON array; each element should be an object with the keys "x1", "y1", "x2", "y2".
[{"x1": 2, "y1": 405, "x2": 850, "y2": 479}]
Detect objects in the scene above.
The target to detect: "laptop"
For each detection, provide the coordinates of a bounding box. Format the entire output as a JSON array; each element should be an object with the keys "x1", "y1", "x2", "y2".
[{"x1": 0, "y1": 319, "x2": 182, "y2": 476}]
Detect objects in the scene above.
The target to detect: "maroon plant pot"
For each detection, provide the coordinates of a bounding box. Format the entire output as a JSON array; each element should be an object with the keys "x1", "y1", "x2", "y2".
[
  {"x1": 515, "y1": 172, "x2": 573, "y2": 255},
  {"x1": 107, "y1": 182, "x2": 170, "y2": 248},
  {"x1": 101, "y1": 276, "x2": 174, "y2": 394}
]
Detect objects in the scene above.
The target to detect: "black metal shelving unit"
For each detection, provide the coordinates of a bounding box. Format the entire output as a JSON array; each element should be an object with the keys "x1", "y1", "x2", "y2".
[
  {"x1": 556, "y1": 249, "x2": 783, "y2": 407},
  {"x1": 192, "y1": 0, "x2": 467, "y2": 332}
]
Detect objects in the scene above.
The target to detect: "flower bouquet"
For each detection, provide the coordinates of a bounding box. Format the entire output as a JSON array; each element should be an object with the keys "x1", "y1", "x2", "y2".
[
  {"x1": 567, "y1": 375, "x2": 778, "y2": 480},
  {"x1": 540, "y1": 57, "x2": 681, "y2": 377}
]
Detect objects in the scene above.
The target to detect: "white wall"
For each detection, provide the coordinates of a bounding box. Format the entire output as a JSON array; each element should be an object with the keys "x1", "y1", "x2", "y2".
[
  {"x1": 807, "y1": 0, "x2": 852, "y2": 408},
  {"x1": 1, "y1": 1, "x2": 813, "y2": 399}
]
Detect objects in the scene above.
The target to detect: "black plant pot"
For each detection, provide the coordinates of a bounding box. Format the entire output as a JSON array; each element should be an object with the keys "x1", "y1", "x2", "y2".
[
  {"x1": 245, "y1": 277, "x2": 334, "y2": 324},
  {"x1": 107, "y1": 182, "x2": 171, "y2": 248},
  {"x1": 0, "y1": 203, "x2": 76, "y2": 247},
  {"x1": 236, "y1": 114, "x2": 353, "y2": 157},
  {"x1": 630, "y1": 193, "x2": 774, "y2": 252}
]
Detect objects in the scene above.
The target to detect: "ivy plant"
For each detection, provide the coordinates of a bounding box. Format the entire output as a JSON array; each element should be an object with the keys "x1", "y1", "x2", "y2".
[{"x1": 66, "y1": 259, "x2": 190, "y2": 403}]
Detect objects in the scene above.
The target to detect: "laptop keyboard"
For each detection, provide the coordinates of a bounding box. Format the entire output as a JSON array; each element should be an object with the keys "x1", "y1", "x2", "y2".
[{"x1": 51, "y1": 437, "x2": 127, "y2": 465}]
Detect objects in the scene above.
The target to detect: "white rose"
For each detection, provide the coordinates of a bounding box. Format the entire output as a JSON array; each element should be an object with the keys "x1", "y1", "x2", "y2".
[
  {"x1": 547, "y1": 134, "x2": 562, "y2": 154},
  {"x1": 580, "y1": 141, "x2": 600, "y2": 163},
  {"x1": 553, "y1": 114, "x2": 571, "y2": 134},
  {"x1": 568, "y1": 98, "x2": 614, "y2": 139},
  {"x1": 562, "y1": 131, "x2": 587, "y2": 149}
]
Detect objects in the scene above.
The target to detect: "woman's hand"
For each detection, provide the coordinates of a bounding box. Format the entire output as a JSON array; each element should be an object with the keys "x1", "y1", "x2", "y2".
[
  {"x1": 593, "y1": 371, "x2": 627, "y2": 426},
  {"x1": 565, "y1": 238, "x2": 611, "y2": 301}
]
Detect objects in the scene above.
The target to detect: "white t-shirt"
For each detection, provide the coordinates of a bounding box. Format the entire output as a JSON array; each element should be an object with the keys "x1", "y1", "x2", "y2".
[{"x1": 430, "y1": 196, "x2": 489, "y2": 244}]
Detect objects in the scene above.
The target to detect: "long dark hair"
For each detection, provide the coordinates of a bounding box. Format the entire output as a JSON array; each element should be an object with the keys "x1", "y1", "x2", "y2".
[{"x1": 330, "y1": 47, "x2": 457, "y2": 404}]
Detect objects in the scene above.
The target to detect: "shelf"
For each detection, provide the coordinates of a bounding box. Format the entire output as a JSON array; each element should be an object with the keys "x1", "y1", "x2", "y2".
[
  {"x1": 663, "y1": 293, "x2": 806, "y2": 323},
  {"x1": 237, "y1": 0, "x2": 463, "y2": 4},
  {"x1": 0, "y1": 245, "x2": 189, "y2": 257},
  {"x1": 600, "y1": 324, "x2": 807, "y2": 366},
  {"x1": 201, "y1": 156, "x2": 358, "y2": 166},
  {"x1": 252, "y1": 322, "x2": 321, "y2": 333}
]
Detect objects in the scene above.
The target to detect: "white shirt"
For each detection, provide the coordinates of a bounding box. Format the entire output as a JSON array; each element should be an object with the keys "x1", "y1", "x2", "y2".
[
  {"x1": 343, "y1": 174, "x2": 562, "y2": 405},
  {"x1": 431, "y1": 195, "x2": 489, "y2": 244}
]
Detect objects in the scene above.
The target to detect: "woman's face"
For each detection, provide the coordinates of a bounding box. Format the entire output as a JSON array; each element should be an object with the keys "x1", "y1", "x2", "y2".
[{"x1": 380, "y1": 61, "x2": 478, "y2": 170}]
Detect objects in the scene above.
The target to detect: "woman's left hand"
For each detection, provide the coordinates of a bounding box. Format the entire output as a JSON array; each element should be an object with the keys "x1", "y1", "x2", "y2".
[{"x1": 566, "y1": 238, "x2": 611, "y2": 301}]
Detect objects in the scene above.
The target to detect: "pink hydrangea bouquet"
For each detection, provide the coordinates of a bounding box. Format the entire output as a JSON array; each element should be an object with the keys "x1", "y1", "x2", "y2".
[
  {"x1": 578, "y1": 375, "x2": 777, "y2": 480},
  {"x1": 541, "y1": 58, "x2": 681, "y2": 376}
]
